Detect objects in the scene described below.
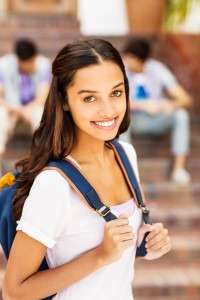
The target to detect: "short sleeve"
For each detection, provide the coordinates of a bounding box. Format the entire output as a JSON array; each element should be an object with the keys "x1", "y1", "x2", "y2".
[
  {"x1": 146, "y1": 60, "x2": 177, "y2": 90},
  {"x1": 119, "y1": 141, "x2": 140, "y2": 182},
  {"x1": 17, "y1": 170, "x2": 71, "y2": 248}
]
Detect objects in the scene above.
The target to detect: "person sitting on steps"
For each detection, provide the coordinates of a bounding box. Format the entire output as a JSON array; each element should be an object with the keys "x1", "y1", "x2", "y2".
[
  {"x1": 121, "y1": 37, "x2": 192, "y2": 185},
  {"x1": 0, "y1": 38, "x2": 51, "y2": 176}
]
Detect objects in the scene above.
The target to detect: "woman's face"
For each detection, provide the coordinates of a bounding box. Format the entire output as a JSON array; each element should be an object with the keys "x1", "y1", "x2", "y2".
[{"x1": 66, "y1": 61, "x2": 126, "y2": 142}]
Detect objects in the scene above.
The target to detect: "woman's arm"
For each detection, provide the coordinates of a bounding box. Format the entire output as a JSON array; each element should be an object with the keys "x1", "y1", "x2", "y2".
[
  {"x1": 3, "y1": 214, "x2": 134, "y2": 300},
  {"x1": 167, "y1": 83, "x2": 192, "y2": 109}
]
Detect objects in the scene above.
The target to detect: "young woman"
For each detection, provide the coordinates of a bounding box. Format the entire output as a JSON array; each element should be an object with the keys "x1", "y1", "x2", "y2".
[{"x1": 3, "y1": 38, "x2": 171, "y2": 300}]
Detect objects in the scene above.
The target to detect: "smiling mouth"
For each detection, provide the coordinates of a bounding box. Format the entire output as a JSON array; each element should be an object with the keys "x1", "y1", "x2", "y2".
[{"x1": 92, "y1": 117, "x2": 118, "y2": 129}]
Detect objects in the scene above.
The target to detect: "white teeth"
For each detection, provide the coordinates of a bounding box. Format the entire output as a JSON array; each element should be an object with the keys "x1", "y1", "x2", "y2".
[{"x1": 94, "y1": 119, "x2": 115, "y2": 127}]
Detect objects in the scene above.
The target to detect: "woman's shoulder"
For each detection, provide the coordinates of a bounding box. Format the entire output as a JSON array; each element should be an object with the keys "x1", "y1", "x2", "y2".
[
  {"x1": 31, "y1": 169, "x2": 72, "y2": 196},
  {"x1": 118, "y1": 141, "x2": 140, "y2": 181},
  {"x1": 22, "y1": 169, "x2": 72, "y2": 221}
]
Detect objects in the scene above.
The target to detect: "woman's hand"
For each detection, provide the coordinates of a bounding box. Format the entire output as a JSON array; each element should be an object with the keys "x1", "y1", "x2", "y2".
[
  {"x1": 137, "y1": 223, "x2": 171, "y2": 260},
  {"x1": 97, "y1": 212, "x2": 135, "y2": 266}
]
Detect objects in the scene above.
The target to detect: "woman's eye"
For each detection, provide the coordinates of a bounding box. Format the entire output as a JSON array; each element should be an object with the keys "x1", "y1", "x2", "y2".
[
  {"x1": 112, "y1": 90, "x2": 122, "y2": 97},
  {"x1": 84, "y1": 96, "x2": 95, "y2": 102}
]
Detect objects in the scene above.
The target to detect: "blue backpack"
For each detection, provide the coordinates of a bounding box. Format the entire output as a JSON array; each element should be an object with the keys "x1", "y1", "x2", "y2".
[{"x1": 0, "y1": 140, "x2": 151, "y2": 300}]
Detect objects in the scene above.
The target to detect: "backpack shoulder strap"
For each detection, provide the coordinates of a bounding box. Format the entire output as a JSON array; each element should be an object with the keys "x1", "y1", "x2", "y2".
[
  {"x1": 108, "y1": 140, "x2": 152, "y2": 225},
  {"x1": 44, "y1": 159, "x2": 117, "y2": 222},
  {"x1": 109, "y1": 140, "x2": 152, "y2": 257}
]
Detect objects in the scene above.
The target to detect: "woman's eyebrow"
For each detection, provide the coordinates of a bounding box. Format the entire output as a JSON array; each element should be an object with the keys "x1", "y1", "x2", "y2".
[
  {"x1": 78, "y1": 89, "x2": 97, "y2": 94},
  {"x1": 112, "y1": 82, "x2": 124, "y2": 89},
  {"x1": 77, "y1": 82, "x2": 124, "y2": 94}
]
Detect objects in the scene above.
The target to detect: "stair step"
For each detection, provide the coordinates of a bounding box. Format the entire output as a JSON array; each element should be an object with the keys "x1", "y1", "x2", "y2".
[
  {"x1": 0, "y1": 16, "x2": 80, "y2": 33},
  {"x1": 138, "y1": 158, "x2": 200, "y2": 182},
  {"x1": 133, "y1": 262, "x2": 200, "y2": 298},
  {"x1": 0, "y1": 18, "x2": 81, "y2": 61},
  {"x1": 148, "y1": 202, "x2": 200, "y2": 229},
  {"x1": 131, "y1": 130, "x2": 200, "y2": 158},
  {"x1": 169, "y1": 231, "x2": 200, "y2": 262},
  {"x1": 142, "y1": 182, "x2": 200, "y2": 202}
]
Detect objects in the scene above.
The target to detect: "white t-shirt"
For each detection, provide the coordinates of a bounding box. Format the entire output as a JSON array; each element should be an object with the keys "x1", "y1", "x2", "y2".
[
  {"x1": 128, "y1": 59, "x2": 177, "y2": 101},
  {"x1": 17, "y1": 142, "x2": 143, "y2": 300}
]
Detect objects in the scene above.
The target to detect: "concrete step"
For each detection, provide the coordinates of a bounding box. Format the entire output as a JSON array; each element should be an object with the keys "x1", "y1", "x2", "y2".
[
  {"x1": 148, "y1": 201, "x2": 200, "y2": 229},
  {"x1": 1, "y1": 138, "x2": 31, "y2": 175},
  {"x1": 138, "y1": 158, "x2": 200, "y2": 182},
  {"x1": 142, "y1": 182, "x2": 200, "y2": 203},
  {"x1": 0, "y1": 16, "x2": 81, "y2": 60},
  {"x1": 168, "y1": 230, "x2": 200, "y2": 263},
  {"x1": 131, "y1": 127, "x2": 200, "y2": 159},
  {"x1": 133, "y1": 262, "x2": 200, "y2": 298},
  {"x1": 0, "y1": 16, "x2": 80, "y2": 36}
]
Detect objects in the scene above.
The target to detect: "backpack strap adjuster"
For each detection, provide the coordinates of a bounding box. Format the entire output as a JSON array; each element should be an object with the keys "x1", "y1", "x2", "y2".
[
  {"x1": 96, "y1": 206, "x2": 111, "y2": 217},
  {"x1": 140, "y1": 204, "x2": 150, "y2": 214}
]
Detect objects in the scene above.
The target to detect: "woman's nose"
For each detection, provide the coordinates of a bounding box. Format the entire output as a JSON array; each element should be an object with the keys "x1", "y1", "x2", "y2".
[{"x1": 98, "y1": 100, "x2": 114, "y2": 118}]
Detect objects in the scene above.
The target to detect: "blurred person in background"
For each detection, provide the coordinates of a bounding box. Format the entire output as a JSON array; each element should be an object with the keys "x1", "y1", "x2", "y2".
[
  {"x1": 0, "y1": 38, "x2": 51, "y2": 176},
  {"x1": 121, "y1": 38, "x2": 192, "y2": 185}
]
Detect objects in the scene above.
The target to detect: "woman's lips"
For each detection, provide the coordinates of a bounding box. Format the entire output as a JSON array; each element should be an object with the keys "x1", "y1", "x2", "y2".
[{"x1": 92, "y1": 117, "x2": 118, "y2": 130}]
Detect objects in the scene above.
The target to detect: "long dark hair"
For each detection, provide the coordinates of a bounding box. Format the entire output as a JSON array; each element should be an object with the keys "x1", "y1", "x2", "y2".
[{"x1": 13, "y1": 38, "x2": 130, "y2": 222}]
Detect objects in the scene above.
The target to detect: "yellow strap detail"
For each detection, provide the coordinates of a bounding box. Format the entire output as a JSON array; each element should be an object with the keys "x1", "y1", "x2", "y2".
[{"x1": 0, "y1": 173, "x2": 16, "y2": 192}]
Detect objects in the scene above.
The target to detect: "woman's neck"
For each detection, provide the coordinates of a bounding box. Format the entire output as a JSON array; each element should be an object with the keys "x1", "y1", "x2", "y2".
[{"x1": 69, "y1": 136, "x2": 111, "y2": 167}]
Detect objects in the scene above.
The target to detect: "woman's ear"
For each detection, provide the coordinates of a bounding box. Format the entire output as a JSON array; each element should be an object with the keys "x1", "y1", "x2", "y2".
[{"x1": 63, "y1": 103, "x2": 69, "y2": 111}]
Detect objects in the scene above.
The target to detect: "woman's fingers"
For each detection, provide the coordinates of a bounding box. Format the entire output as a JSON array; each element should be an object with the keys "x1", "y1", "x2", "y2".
[
  {"x1": 144, "y1": 223, "x2": 172, "y2": 258},
  {"x1": 137, "y1": 222, "x2": 172, "y2": 260},
  {"x1": 137, "y1": 224, "x2": 155, "y2": 247},
  {"x1": 146, "y1": 226, "x2": 168, "y2": 249},
  {"x1": 146, "y1": 235, "x2": 170, "y2": 252},
  {"x1": 160, "y1": 237, "x2": 172, "y2": 253},
  {"x1": 145, "y1": 223, "x2": 165, "y2": 242},
  {"x1": 99, "y1": 215, "x2": 136, "y2": 264}
]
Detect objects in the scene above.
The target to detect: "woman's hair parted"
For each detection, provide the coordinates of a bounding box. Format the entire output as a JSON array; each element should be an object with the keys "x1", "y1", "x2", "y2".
[{"x1": 13, "y1": 38, "x2": 130, "y2": 221}]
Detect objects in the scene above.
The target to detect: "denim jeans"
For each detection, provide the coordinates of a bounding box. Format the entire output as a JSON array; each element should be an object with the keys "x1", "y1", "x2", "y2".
[{"x1": 120, "y1": 108, "x2": 190, "y2": 155}]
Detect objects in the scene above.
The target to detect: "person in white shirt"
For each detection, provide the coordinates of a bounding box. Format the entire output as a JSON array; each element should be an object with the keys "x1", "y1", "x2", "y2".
[
  {"x1": 3, "y1": 38, "x2": 171, "y2": 300},
  {"x1": 121, "y1": 38, "x2": 192, "y2": 185},
  {"x1": 0, "y1": 38, "x2": 51, "y2": 176}
]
